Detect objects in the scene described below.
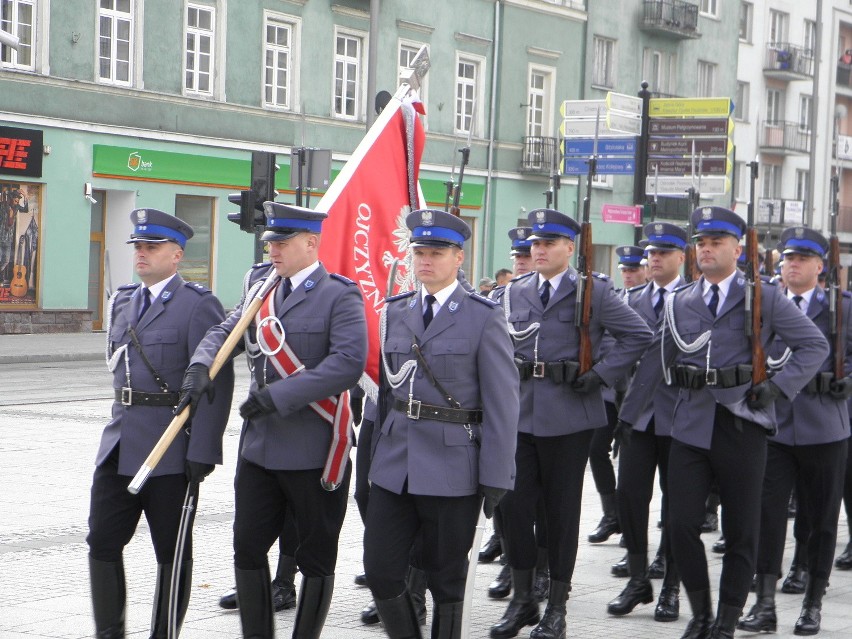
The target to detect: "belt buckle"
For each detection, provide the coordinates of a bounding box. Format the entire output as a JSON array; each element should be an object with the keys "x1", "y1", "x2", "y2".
[
  {"x1": 533, "y1": 362, "x2": 546, "y2": 378},
  {"x1": 705, "y1": 369, "x2": 718, "y2": 387},
  {"x1": 407, "y1": 399, "x2": 421, "y2": 420},
  {"x1": 120, "y1": 387, "x2": 133, "y2": 406}
]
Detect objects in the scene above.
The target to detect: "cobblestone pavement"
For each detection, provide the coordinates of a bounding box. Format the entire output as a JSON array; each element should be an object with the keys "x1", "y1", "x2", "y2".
[{"x1": 2, "y1": 350, "x2": 852, "y2": 637}]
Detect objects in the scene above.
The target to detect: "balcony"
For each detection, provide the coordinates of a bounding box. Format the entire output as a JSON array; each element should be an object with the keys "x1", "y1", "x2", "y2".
[
  {"x1": 639, "y1": 0, "x2": 700, "y2": 40},
  {"x1": 520, "y1": 136, "x2": 558, "y2": 174},
  {"x1": 759, "y1": 121, "x2": 812, "y2": 155},
  {"x1": 763, "y1": 44, "x2": 814, "y2": 81}
]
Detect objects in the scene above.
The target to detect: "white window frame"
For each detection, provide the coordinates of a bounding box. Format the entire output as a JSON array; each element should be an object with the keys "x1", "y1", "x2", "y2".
[
  {"x1": 799, "y1": 95, "x2": 812, "y2": 132},
  {"x1": 398, "y1": 40, "x2": 428, "y2": 127},
  {"x1": 761, "y1": 164, "x2": 781, "y2": 199},
  {"x1": 769, "y1": 10, "x2": 789, "y2": 46},
  {"x1": 97, "y1": 0, "x2": 134, "y2": 86},
  {"x1": 332, "y1": 27, "x2": 366, "y2": 121},
  {"x1": 592, "y1": 36, "x2": 615, "y2": 89},
  {"x1": 1, "y1": 0, "x2": 36, "y2": 71},
  {"x1": 739, "y1": 2, "x2": 753, "y2": 43},
  {"x1": 766, "y1": 88, "x2": 784, "y2": 123},
  {"x1": 697, "y1": 60, "x2": 716, "y2": 97},
  {"x1": 262, "y1": 11, "x2": 301, "y2": 112},
  {"x1": 699, "y1": 0, "x2": 718, "y2": 17},
  {"x1": 804, "y1": 20, "x2": 816, "y2": 56},
  {"x1": 184, "y1": 3, "x2": 215, "y2": 97},
  {"x1": 526, "y1": 64, "x2": 555, "y2": 139},
  {"x1": 736, "y1": 161, "x2": 749, "y2": 202},
  {"x1": 454, "y1": 51, "x2": 486, "y2": 137},
  {"x1": 795, "y1": 170, "x2": 809, "y2": 205},
  {"x1": 735, "y1": 81, "x2": 749, "y2": 121}
]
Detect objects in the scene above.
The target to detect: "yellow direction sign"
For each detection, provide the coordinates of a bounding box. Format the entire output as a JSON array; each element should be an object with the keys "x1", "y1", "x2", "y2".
[{"x1": 649, "y1": 97, "x2": 732, "y2": 118}]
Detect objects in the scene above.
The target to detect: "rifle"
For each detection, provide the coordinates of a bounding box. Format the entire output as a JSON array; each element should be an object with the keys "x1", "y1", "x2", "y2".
[
  {"x1": 745, "y1": 159, "x2": 768, "y2": 388},
  {"x1": 683, "y1": 143, "x2": 699, "y2": 282},
  {"x1": 576, "y1": 110, "x2": 598, "y2": 375},
  {"x1": 443, "y1": 138, "x2": 458, "y2": 212},
  {"x1": 830, "y1": 173, "x2": 845, "y2": 380},
  {"x1": 450, "y1": 107, "x2": 474, "y2": 217},
  {"x1": 764, "y1": 201, "x2": 775, "y2": 278}
]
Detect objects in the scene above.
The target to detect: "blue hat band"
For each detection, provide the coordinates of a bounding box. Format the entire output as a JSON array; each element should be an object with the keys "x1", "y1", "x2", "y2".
[
  {"x1": 133, "y1": 224, "x2": 187, "y2": 247},
  {"x1": 268, "y1": 217, "x2": 323, "y2": 233},
  {"x1": 411, "y1": 226, "x2": 465, "y2": 245},
  {"x1": 618, "y1": 255, "x2": 643, "y2": 265},
  {"x1": 512, "y1": 239, "x2": 533, "y2": 249},
  {"x1": 532, "y1": 222, "x2": 577, "y2": 240},
  {"x1": 784, "y1": 238, "x2": 825, "y2": 256},
  {"x1": 695, "y1": 219, "x2": 742, "y2": 238},
  {"x1": 647, "y1": 234, "x2": 687, "y2": 249}
]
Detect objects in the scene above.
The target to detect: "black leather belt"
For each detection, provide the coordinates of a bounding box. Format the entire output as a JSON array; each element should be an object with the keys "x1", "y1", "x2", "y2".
[
  {"x1": 669, "y1": 365, "x2": 753, "y2": 390},
  {"x1": 392, "y1": 398, "x2": 482, "y2": 424},
  {"x1": 515, "y1": 358, "x2": 580, "y2": 383},
  {"x1": 116, "y1": 388, "x2": 180, "y2": 407},
  {"x1": 804, "y1": 372, "x2": 835, "y2": 395}
]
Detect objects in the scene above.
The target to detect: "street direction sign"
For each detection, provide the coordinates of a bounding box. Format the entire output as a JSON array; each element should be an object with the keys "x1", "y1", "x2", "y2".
[
  {"x1": 561, "y1": 99, "x2": 606, "y2": 118},
  {"x1": 646, "y1": 175, "x2": 729, "y2": 196},
  {"x1": 563, "y1": 157, "x2": 636, "y2": 176},
  {"x1": 563, "y1": 137, "x2": 636, "y2": 156},
  {"x1": 606, "y1": 92, "x2": 643, "y2": 116},
  {"x1": 601, "y1": 204, "x2": 642, "y2": 225},
  {"x1": 607, "y1": 110, "x2": 642, "y2": 135},
  {"x1": 561, "y1": 119, "x2": 639, "y2": 137},
  {"x1": 647, "y1": 137, "x2": 732, "y2": 156},
  {"x1": 647, "y1": 157, "x2": 728, "y2": 176},
  {"x1": 649, "y1": 97, "x2": 733, "y2": 118},
  {"x1": 648, "y1": 118, "x2": 732, "y2": 136}
]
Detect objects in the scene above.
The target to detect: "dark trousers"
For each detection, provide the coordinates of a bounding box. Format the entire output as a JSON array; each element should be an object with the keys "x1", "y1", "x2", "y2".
[
  {"x1": 233, "y1": 460, "x2": 350, "y2": 577},
  {"x1": 363, "y1": 485, "x2": 480, "y2": 603},
  {"x1": 354, "y1": 418, "x2": 375, "y2": 523},
  {"x1": 616, "y1": 421, "x2": 673, "y2": 558},
  {"x1": 756, "y1": 440, "x2": 848, "y2": 580},
  {"x1": 667, "y1": 406, "x2": 767, "y2": 608},
  {"x1": 841, "y1": 432, "x2": 852, "y2": 537},
  {"x1": 87, "y1": 446, "x2": 191, "y2": 563},
  {"x1": 501, "y1": 430, "x2": 594, "y2": 583},
  {"x1": 588, "y1": 401, "x2": 618, "y2": 495}
]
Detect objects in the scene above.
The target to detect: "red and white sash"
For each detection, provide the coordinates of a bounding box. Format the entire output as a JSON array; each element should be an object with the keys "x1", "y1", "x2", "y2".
[{"x1": 255, "y1": 280, "x2": 353, "y2": 491}]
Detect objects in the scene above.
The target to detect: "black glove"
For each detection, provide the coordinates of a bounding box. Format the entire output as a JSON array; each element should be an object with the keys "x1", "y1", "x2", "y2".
[
  {"x1": 572, "y1": 370, "x2": 603, "y2": 394},
  {"x1": 747, "y1": 380, "x2": 782, "y2": 410},
  {"x1": 612, "y1": 419, "x2": 633, "y2": 459},
  {"x1": 185, "y1": 460, "x2": 215, "y2": 484},
  {"x1": 239, "y1": 387, "x2": 277, "y2": 420},
  {"x1": 174, "y1": 363, "x2": 213, "y2": 417},
  {"x1": 480, "y1": 485, "x2": 507, "y2": 519},
  {"x1": 830, "y1": 376, "x2": 852, "y2": 400}
]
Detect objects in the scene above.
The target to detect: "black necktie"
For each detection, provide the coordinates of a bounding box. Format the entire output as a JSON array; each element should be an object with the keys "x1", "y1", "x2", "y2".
[
  {"x1": 540, "y1": 280, "x2": 551, "y2": 307},
  {"x1": 653, "y1": 288, "x2": 666, "y2": 318},
  {"x1": 278, "y1": 278, "x2": 293, "y2": 304},
  {"x1": 138, "y1": 288, "x2": 151, "y2": 321},
  {"x1": 707, "y1": 284, "x2": 720, "y2": 317},
  {"x1": 793, "y1": 295, "x2": 804, "y2": 310},
  {"x1": 423, "y1": 294, "x2": 437, "y2": 329}
]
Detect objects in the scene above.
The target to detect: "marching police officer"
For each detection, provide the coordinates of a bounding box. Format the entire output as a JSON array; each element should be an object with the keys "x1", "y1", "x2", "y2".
[
  {"x1": 87, "y1": 208, "x2": 234, "y2": 638},
  {"x1": 615, "y1": 245, "x2": 647, "y2": 295},
  {"x1": 618, "y1": 207, "x2": 828, "y2": 639},
  {"x1": 491, "y1": 209, "x2": 653, "y2": 639},
  {"x1": 364, "y1": 209, "x2": 519, "y2": 638},
  {"x1": 607, "y1": 223, "x2": 689, "y2": 622},
  {"x1": 180, "y1": 202, "x2": 368, "y2": 639},
  {"x1": 738, "y1": 227, "x2": 852, "y2": 635}
]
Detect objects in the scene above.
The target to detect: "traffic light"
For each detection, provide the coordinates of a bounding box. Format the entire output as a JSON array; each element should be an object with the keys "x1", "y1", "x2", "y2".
[{"x1": 227, "y1": 151, "x2": 277, "y2": 233}]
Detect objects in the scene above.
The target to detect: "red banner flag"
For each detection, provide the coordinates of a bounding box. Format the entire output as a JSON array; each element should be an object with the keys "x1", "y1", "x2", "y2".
[{"x1": 316, "y1": 96, "x2": 425, "y2": 397}]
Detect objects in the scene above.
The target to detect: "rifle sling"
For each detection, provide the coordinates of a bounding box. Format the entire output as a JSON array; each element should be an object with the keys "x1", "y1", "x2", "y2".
[
  {"x1": 128, "y1": 326, "x2": 171, "y2": 393},
  {"x1": 411, "y1": 342, "x2": 462, "y2": 409}
]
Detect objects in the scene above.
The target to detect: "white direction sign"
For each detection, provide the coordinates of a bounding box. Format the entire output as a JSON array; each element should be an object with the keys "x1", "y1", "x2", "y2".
[
  {"x1": 606, "y1": 91, "x2": 643, "y2": 116},
  {"x1": 561, "y1": 99, "x2": 606, "y2": 118},
  {"x1": 838, "y1": 135, "x2": 852, "y2": 161},
  {"x1": 646, "y1": 175, "x2": 729, "y2": 196},
  {"x1": 607, "y1": 111, "x2": 641, "y2": 135}
]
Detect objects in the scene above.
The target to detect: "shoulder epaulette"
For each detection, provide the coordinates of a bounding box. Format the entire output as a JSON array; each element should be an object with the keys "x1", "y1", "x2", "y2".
[
  {"x1": 628, "y1": 283, "x2": 649, "y2": 293},
  {"x1": 184, "y1": 281, "x2": 211, "y2": 295},
  {"x1": 842, "y1": 290, "x2": 852, "y2": 299},
  {"x1": 252, "y1": 261, "x2": 271, "y2": 270},
  {"x1": 330, "y1": 273, "x2": 356, "y2": 286},
  {"x1": 117, "y1": 282, "x2": 140, "y2": 291},
  {"x1": 673, "y1": 281, "x2": 695, "y2": 293},
  {"x1": 386, "y1": 290, "x2": 417, "y2": 303},
  {"x1": 510, "y1": 272, "x2": 535, "y2": 283},
  {"x1": 592, "y1": 271, "x2": 610, "y2": 281},
  {"x1": 469, "y1": 291, "x2": 499, "y2": 307}
]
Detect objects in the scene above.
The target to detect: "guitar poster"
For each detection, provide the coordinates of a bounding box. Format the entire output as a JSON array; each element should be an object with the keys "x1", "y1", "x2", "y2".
[{"x1": 0, "y1": 182, "x2": 39, "y2": 307}]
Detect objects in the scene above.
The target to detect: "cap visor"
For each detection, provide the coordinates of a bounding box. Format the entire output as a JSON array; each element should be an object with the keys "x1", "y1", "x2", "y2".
[
  {"x1": 645, "y1": 243, "x2": 682, "y2": 251},
  {"x1": 527, "y1": 231, "x2": 573, "y2": 241},
  {"x1": 127, "y1": 236, "x2": 171, "y2": 244},
  {"x1": 409, "y1": 238, "x2": 461, "y2": 248},
  {"x1": 261, "y1": 229, "x2": 302, "y2": 241},
  {"x1": 782, "y1": 247, "x2": 823, "y2": 257}
]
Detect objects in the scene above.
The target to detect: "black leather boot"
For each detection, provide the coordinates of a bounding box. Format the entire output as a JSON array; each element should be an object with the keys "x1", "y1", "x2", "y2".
[
  {"x1": 736, "y1": 573, "x2": 777, "y2": 633},
  {"x1": 700, "y1": 512, "x2": 718, "y2": 534},
  {"x1": 218, "y1": 587, "x2": 238, "y2": 610},
  {"x1": 292, "y1": 574, "x2": 335, "y2": 639},
  {"x1": 529, "y1": 579, "x2": 569, "y2": 639},
  {"x1": 488, "y1": 564, "x2": 512, "y2": 599},
  {"x1": 532, "y1": 547, "x2": 549, "y2": 602},
  {"x1": 648, "y1": 549, "x2": 666, "y2": 579},
  {"x1": 607, "y1": 554, "x2": 653, "y2": 616},
  {"x1": 149, "y1": 561, "x2": 192, "y2": 639},
  {"x1": 711, "y1": 536, "x2": 726, "y2": 554},
  {"x1": 374, "y1": 592, "x2": 423, "y2": 639},
  {"x1": 431, "y1": 601, "x2": 463, "y2": 639},
  {"x1": 681, "y1": 589, "x2": 714, "y2": 639},
  {"x1": 235, "y1": 565, "x2": 274, "y2": 639},
  {"x1": 272, "y1": 554, "x2": 298, "y2": 611},
  {"x1": 710, "y1": 602, "x2": 741, "y2": 639},
  {"x1": 655, "y1": 560, "x2": 680, "y2": 622},
  {"x1": 361, "y1": 599, "x2": 380, "y2": 625},
  {"x1": 783, "y1": 542, "x2": 809, "y2": 594},
  {"x1": 407, "y1": 566, "x2": 428, "y2": 624},
  {"x1": 611, "y1": 552, "x2": 629, "y2": 578},
  {"x1": 89, "y1": 556, "x2": 126, "y2": 639},
  {"x1": 490, "y1": 568, "x2": 540, "y2": 638},
  {"x1": 794, "y1": 576, "x2": 828, "y2": 636},
  {"x1": 835, "y1": 540, "x2": 852, "y2": 570},
  {"x1": 588, "y1": 493, "x2": 620, "y2": 543},
  {"x1": 479, "y1": 534, "x2": 503, "y2": 563}
]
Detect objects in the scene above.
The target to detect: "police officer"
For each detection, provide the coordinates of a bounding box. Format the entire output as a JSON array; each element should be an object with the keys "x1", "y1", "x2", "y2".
[
  {"x1": 618, "y1": 206, "x2": 828, "y2": 639},
  {"x1": 491, "y1": 209, "x2": 653, "y2": 639},
  {"x1": 180, "y1": 202, "x2": 368, "y2": 639},
  {"x1": 87, "y1": 208, "x2": 234, "y2": 638},
  {"x1": 607, "y1": 223, "x2": 689, "y2": 622},
  {"x1": 615, "y1": 245, "x2": 647, "y2": 295},
  {"x1": 738, "y1": 227, "x2": 852, "y2": 635},
  {"x1": 364, "y1": 209, "x2": 519, "y2": 638}
]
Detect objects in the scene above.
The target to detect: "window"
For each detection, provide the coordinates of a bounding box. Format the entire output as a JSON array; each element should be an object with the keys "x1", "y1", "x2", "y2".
[
  {"x1": 734, "y1": 82, "x2": 749, "y2": 121},
  {"x1": 736, "y1": 162, "x2": 749, "y2": 202},
  {"x1": 795, "y1": 170, "x2": 809, "y2": 205},
  {"x1": 592, "y1": 36, "x2": 615, "y2": 88},
  {"x1": 185, "y1": 4, "x2": 214, "y2": 95},
  {"x1": 739, "y1": 2, "x2": 753, "y2": 43},
  {"x1": 1, "y1": 0, "x2": 35, "y2": 70},
  {"x1": 766, "y1": 88, "x2": 784, "y2": 123},
  {"x1": 769, "y1": 10, "x2": 789, "y2": 46},
  {"x1": 526, "y1": 66, "x2": 554, "y2": 138},
  {"x1": 700, "y1": 0, "x2": 718, "y2": 17},
  {"x1": 264, "y1": 14, "x2": 296, "y2": 109},
  {"x1": 175, "y1": 195, "x2": 214, "y2": 288},
  {"x1": 761, "y1": 164, "x2": 781, "y2": 199},
  {"x1": 697, "y1": 60, "x2": 716, "y2": 97},
  {"x1": 804, "y1": 20, "x2": 816, "y2": 56},
  {"x1": 98, "y1": 0, "x2": 133, "y2": 85},
  {"x1": 646, "y1": 50, "x2": 662, "y2": 93},
  {"x1": 799, "y1": 95, "x2": 812, "y2": 131},
  {"x1": 641, "y1": 49, "x2": 677, "y2": 96},
  {"x1": 334, "y1": 31, "x2": 363, "y2": 119},
  {"x1": 455, "y1": 56, "x2": 481, "y2": 135},
  {"x1": 399, "y1": 42, "x2": 428, "y2": 121}
]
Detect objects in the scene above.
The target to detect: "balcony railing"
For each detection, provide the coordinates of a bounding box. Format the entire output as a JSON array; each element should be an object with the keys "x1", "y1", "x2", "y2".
[
  {"x1": 759, "y1": 120, "x2": 812, "y2": 154},
  {"x1": 763, "y1": 43, "x2": 814, "y2": 79},
  {"x1": 520, "y1": 136, "x2": 558, "y2": 173},
  {"x1": 639, "y1": 0, "x2": 700, "y2": 39}
]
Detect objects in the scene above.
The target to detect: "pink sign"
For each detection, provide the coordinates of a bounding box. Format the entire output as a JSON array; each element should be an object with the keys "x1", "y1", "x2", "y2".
[{"x1": 601, "y1": 204, "x2": 642, "y2": 226}]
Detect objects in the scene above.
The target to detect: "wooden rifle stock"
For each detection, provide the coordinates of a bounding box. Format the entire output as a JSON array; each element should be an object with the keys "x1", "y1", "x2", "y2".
[
  {"x1": 683, "y1": 244, "x2": 698, "y2": 283},
  {"x1": 746, "y1": 226, "x2": 767, "y2": 386},
  {"x1": 577, "y1": 221, "x2": 594, "y2": 374},
  {"x1": 830, "y1": 235, "x2": 845, "y2": 379}
]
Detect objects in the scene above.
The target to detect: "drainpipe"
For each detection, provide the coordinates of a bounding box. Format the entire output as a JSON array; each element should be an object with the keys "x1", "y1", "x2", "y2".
[
  {"x1": 806, "y1": 0, "x2": 822, "y2": 227},
  {"x1": 366, "y1": 0, "x2": 380, "y2": 129},
  {"x1": 482, "y1": 0, "x2": 502, "y2": 278}
]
